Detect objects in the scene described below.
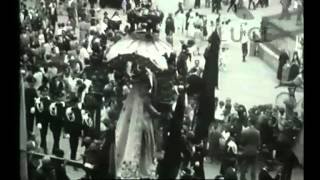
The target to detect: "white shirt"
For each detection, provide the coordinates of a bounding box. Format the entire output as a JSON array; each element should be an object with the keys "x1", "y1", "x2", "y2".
[
  {"x1": 241, "y1": 32, "x2": 249, "y2": 44},
  {"x1": 79, "y1": 47, "x2": 90, "y2": 65},
  {"x1": 98, "y1": 22, "x2": 108, "y2": 35},
  {"x1": 43, "y1": 43, "x2": 53, "y2": 55},
  {"x1": 33, "y1": 72, "x2": 43, "y2": 90},
  {"x1": 38, "y1": 34, "x2": 45, "y2": 45},
  {"x1": 215, "y1": 106, "x2": 225, "y2": 121}
]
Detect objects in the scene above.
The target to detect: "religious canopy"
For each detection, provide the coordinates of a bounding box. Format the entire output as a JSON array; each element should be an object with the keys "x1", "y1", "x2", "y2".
[{"x1": 106, "y1": 35, "x2": 173, "y2": 72}]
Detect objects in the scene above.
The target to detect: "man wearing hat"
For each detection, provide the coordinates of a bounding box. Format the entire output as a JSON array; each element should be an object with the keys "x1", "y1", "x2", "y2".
[
  {"x1": 25, "y1": 75, "x2": 38, "y2": 138},
  {"x1": 35, "y1": 85, "x2": 51, "y2": 153}
]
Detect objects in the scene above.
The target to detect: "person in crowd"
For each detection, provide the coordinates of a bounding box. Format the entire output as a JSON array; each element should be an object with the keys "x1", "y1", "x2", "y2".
[
  {"x1": 48, "y1": 2, "x2": 58, "y2": 32},
  {"x1": 288, "y1": 51, "x2": 301, "y2": 81},
  {"x1": 34, "y1": 156, "x2": 57, "y2": 180},
  {"x1": 49, "y1": 101, "x2": 66, "y2": 152},
  {"x1": 283, "y1": 87, "x2": 297, "y2": 121},
  {"x1": 241, "y1": 23, "x2": 249, "y2": 62},
  {"x1": 27, "y1": 139, "x2": 43, "y2": 180},
  {"x1": 223, "y1": 98, "x2": 234, "y2": 120},
  {"x1": 35, "y1": 85, "x2": 51, "y2": 154},
  {"x1": 89, "y1": 0, "x2": 97, "y2": 9},
  {"x1": 276, "y1": 117, "x2": 301, "y2": 180},
  {"x1": 175, "y1": 2, "x2": 185, "y2": 35},
  {"x1": 208, "y1": 123, "x2": 222, "y2": 162},
  {"x1": 296, "y1": 0, "x2": 303, "y2": 25},
  {"x1": 203, "y1": 29, "x2": 220, "y2": 91},
  {"x1": 219, "y1": 47, "x2": 227, "y2": 71},
  {"x1": 215, "y1": 101, "x2": 226, "y2": 123},
  {"x1": 52, "y1": 149, "x2": 70, "y2": 180},
  {"x1": 185, "y1": 9, "x2": 192, "y2": 32},
  {"x1": 122, "y1": 0, "x2": 128, "y2": 13},
  {"x1": 227, "y1": 0, "x2": 238, "y2": 13},
  {"x1": 202, "y1": 15, "x2": 208, "y2": 39},
  {"x1": 248, "y1": 0, "x2": 257, "y2": 10},
  {"x1": 165, "y1": 13, "x2": 175, "y2": 45},
  {"x1": 188, "y1": 59, "x2": 203, "y2": 77},
  {"x1": 191, "y1": 142, "x2": 206, "y2": 179},
  {"x1": 158, "y1": 90, "x2": 186, "y2": 179},
  {"x1": 194, "y1": 0, "x2": 201, "y2": 9},
  {"x1": 25, "y1": 75, "x2": 38, "y2": 138},
  {"x1": 279, "y1": 0, "x2": 291, "y2": 20},
  {"x1": 187, "y1": 11, "x2": 196, "y2": 38},
  {"x1": 79, "y1": 17, "x2": 91, "y2": 44},
  {"x1": 65, "y1": 102, "x2": 84, "y2": 164},
  {"x1": 220, "y1": 131, "x2": 238, "y2": 177},
  {"x1": 258, "y1": 160, "x2": 281, "y2": 180},
  {"x1": 239, "y1": 120, "x2": 261, "y2": 180},
  {"x1": 177, "y1": 44, "x2": 192, "y2": 82},
  {"x1": 212, "y1": 0, "x2": 222, "y2": 13},
  {"x1": 224, "y1": 158, "x2": 238, "y2": 180}
]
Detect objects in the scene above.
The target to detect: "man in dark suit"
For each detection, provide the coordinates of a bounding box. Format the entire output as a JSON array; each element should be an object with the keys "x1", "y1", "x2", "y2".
[
  {"x1": 158, "y1": 91, "x2": 186, "y2": 179},
  {"x1": 165, "y1": 13, "x2": 175, "y2": 45},
  {"x1": 277, "y1": 50, "x2": 289, "y2": 83},
  {"x1": 25, "y1": 75, "x2": 38, "y2": 138},
  {"x1": 49, "y1": 101, "x2": 66, "y2": 152},
  {"x1": 239, "y1": 120, "x2": 261, "y2": 180},
  {"x1": 191, "y1": 143, "x2": 206, "y2": 179},
  {"x1": 35, "y1": 85, "x2": 51, "y2": 153},
  {"x1": 52, "y1": 149, "x2": 70, "y2": 180},
  {"x1": 65, "y1": 102, "x2": 84, "y2": 161}
]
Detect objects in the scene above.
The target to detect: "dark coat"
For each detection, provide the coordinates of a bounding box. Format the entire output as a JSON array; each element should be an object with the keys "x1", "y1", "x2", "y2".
[
  {"x1": 288, "y1": 63, "x2": 300, "y2": 81},
  {"x1": 203, "y1": 30, "x2": 220, "y2": 89},
  {"x1": 258, "y1": 168, "x2": 280, "y2": 180},
  {"x1": 65, "y1": 106, "x2": 83, "y2": 137},
  {"x1": 158, "y1": 93, "x2": 185, "y2": 179},
  {"x1": 52, "y1": 160, "x2": 70, "y2": 180},
  {"x1": 240, "y1": 126, "x2": 261, "y2": 157},
  {"x1": 49, "y1": 102, "x2": 65, "y2": 132},
  {"x1": 191, "y1": 147, "x2": 205, "y2": 179},
  {"x1": 25, "y1": 87, "x2": 38, "y2": 112},
  {"x1": 165, "y1": 17, "x2": 175, "y2": 36},
  {"x1": 177, "y1": 50, "x2": 191, "y2": 77},
  {"x1": 277, "y1": 52, "x2": 289, "y2": 80},
  {"x1": 35, "y1": 97, "x2": 51, "y2": 125}
]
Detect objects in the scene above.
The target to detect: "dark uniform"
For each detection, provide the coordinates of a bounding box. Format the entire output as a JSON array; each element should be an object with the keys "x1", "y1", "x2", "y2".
[
  {"x1": 191, "y1": 145, "x2": 205, "y2": 179},
  {"x1": 25, "y1": 83, "x2": 38, "y2": 138},
  {"x1": 82, "y1": 112, "x2": 98, "y2": 141},
  {"x1": 65, "y1": 105, "x2": 83, "y2": 160},
  {"x1": 49, "y1": 102, "x2": 66, "y2": 152},
  {"x1": 35, "y1": 94, "x2": 51, "y2": 153}
]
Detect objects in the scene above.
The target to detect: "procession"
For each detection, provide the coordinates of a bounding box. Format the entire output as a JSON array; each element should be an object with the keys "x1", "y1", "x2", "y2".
[{"x1": 19, "y1": 0, "x2": 304, "y2": 179}]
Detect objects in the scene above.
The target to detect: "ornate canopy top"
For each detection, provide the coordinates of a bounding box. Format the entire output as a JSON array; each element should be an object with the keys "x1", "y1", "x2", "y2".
[{"x1": 106, "y1": 35, "x2": 173, "y2": 71}]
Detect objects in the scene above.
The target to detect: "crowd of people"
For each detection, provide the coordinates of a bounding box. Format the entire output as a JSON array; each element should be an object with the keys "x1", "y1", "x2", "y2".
[{"x1": 20, "y1": 0, "x2": 303, "y2": 180}]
